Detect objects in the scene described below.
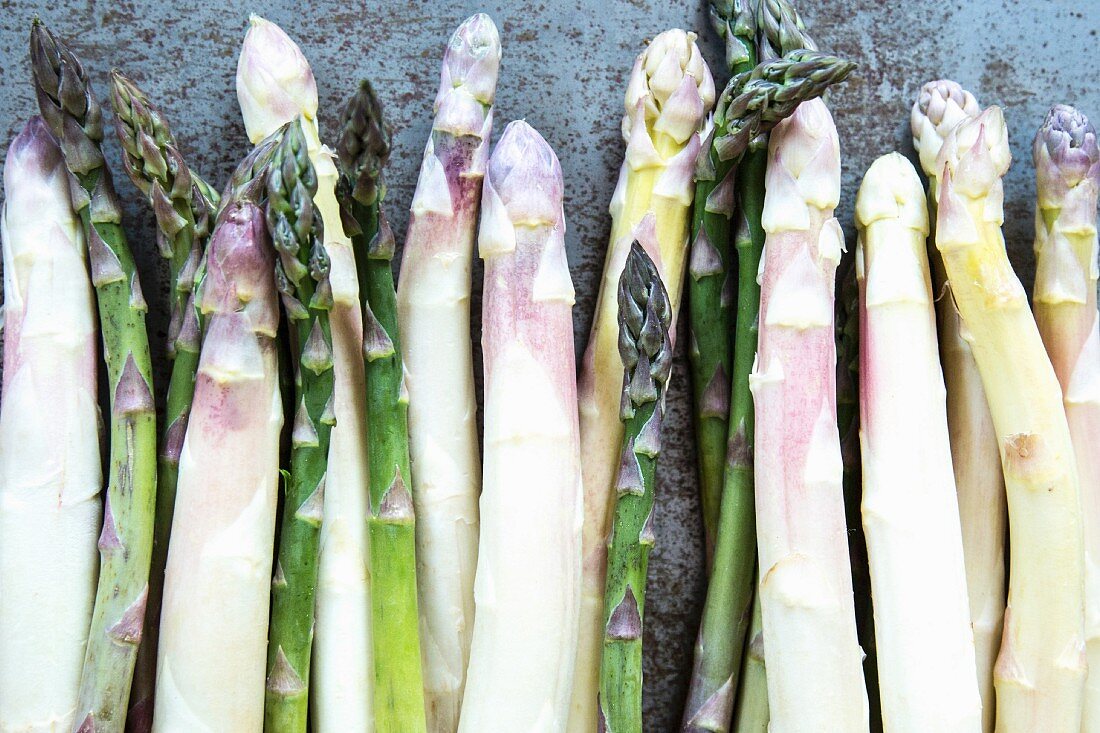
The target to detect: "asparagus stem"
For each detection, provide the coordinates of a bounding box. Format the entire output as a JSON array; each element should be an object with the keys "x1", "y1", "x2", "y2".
[
  {"x1": 263, "y1": 119, "x2": 336, "y2": 732},
  {"x1": 756, "y1": 0, "x2": 818, "y2": 58},
  {"x1": 683, "y1": 50, "x2": 856, "y2": 733},
  {"x1": 598, "y1": 242, "x2": 674, "y2": 733},
  {"x1": 730, "y1": 577, "x2": 767, "y2": 733},
  {"x1": 0, "y1": 117, "x2": 101, "y2": 732},
  {"x1": 30, "y1": 22, "x2": 158, "y2": 733},
  {"x1": 108, "y1": 72, "x2": 219, "y2": 731},
  {"x1": 336, "y1": 81, "x2": 428, "y2": 733}
]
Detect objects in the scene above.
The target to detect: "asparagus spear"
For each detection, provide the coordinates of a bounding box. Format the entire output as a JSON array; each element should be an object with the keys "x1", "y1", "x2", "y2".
[
  {"x1": 154, "y1": 168, "x2": 282, "y2": 731},
  {"x1": 1030, "y1": 105, "x2": 1100, "y2": 729},
  {"x1": 262, "y1": 119, "x2": 336, "y2": 731},
  {"x1": 689, "y1": 0, "x2": 755, "y2": 567},
  {"x1": 108, "y1": 71, "x2": 219, "y2": 731},
  {"x1": 910, "y1": 80, "x2": 1004, "y2": 733},
  {"x1": 756, "y1": 0, "x2": 818, "y2": 58},
  {"x1": 395, "y1": 17, "x2": 500, "y2": 727},
  {"x1": 750, "y1": 98, "x2": 868, "y2": 732},
  {"x1": 730, "y1": 583, "x2": 767, "y2": 733},
  {"x1": 936, "y1": 106, "x2": 1086, "y2": 732},
  {"x1": 458, "y1": 120, "x2": 582, "y2": 732},
  {"x1": 0, "y1": 117, "x2": 101, "y2": 732},
  {"x1": 856, "y1": 152, "x2": 981, "y2": 732},
  {"x1": 336, "y1": 82, "x2": 428, "y2": 733},
  {"x1": 682, "y1": 50, "x2": 856, "y2": 733},
  {"x1": 598, "y1": 241, "x2": 674, "y2": 733},
  {"x1": 30, "y1": 22, "x2": 158, "y2": 732},
  {"x1": 571, "y1": 32, "x2": 714, "y2": 730}
]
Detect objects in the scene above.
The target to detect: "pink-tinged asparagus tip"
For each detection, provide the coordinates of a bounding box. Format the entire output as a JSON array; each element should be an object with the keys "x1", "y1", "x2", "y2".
[
  {"x1": 236, "y1": 14, "x2": 318, "y2": 144},
  {"x1": 200, "y1": 200, "x2": 279, "y2": 337},
  {"x1": 482, "y1": 120, "x2": 563, "y2": 230},
  {"x1": 911, "y1": 79, "x2": 981, "y2": 174},
  {"x1": 1034, "y1": 105, "x2": 1100, "y2": 194},
  {"x1": 625, "y1": 29, "x2": 715, "y2": 142},
  {"x1": 434, "y1": 13, "x2": 501, "y2": 137},
  {"x1": 937, "y1": 107, "x2": 1012, "y2": 196},
  {"x1": 4, "y1": 116, "x2": 64, "y2": 195}
]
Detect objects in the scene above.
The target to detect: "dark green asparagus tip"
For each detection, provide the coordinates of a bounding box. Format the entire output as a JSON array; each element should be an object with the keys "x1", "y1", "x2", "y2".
[
  {"x1": 709, "y1": 0, "x2": 757, "y2": 74},
  {"x1": 29, "y1": 20, "x2": 104, "y2": 174},
  {"x1": 617, "y1": 241, "x2": 673, "y2": 418},
  {"x1": 714, "y1": 49, "x2": 856, "y2": 162},
  {"x1": 757, "y1": 0, "x2": 818, "y2": 59},
  {"x1": 336, "y1": 79, "x2": 392, "y2": 207}
]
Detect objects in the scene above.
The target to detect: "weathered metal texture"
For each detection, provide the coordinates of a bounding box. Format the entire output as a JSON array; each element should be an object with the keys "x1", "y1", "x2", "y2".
[{"x1": 0, "y1": 1, "x2": 1096, "y2": 729}]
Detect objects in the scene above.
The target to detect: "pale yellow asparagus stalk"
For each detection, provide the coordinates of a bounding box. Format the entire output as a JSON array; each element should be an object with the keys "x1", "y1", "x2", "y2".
[
  {"x1": 911, "y1": 80, "x2": 1004, "y2": 733},
  {"x1": 570, "y1": 30, "x2": 714, "y2": 730},
  {"x1": 935, "y1": 106, "x2": 1086, "y2": 732},
  {"x1": 0, "y1": 117, "x2": 100, "y2": 733},
  {"x1": 153, "y1": 198, "x2": 282, "y2": 732},
  {"x1": 458, "y1": 120, "x2": 582, "y2": 732},
  {"x1": 1030, "y1": 105, "x2": 1100, "y2": 732},
  {"x1": 749, "y1": 98, "x2": 868, "y2": 733},
  {"x1": 237, "y1": 17, "x2": 373, "y2": 729},
  {"x1": 855, "y1": 151, "x2": 981, "y2": 733},
  {"x1": 395, "y1": 16, "x2": 500, "y2": 728}
]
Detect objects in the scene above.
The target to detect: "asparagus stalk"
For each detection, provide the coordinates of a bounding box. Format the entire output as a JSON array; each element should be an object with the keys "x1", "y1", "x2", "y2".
[
  {"x1": 910, "y1": 81, "x2": 1004, "y2": 733},
  {"x1": 108, "y1": 71, "x2": 219, "y2": 731},
  {"x1": 935, "y1": 105, "x2": 1087, "y2": 731},
  {"x1": 855, "y1": 152, "x2": 982, "y2": 732},
  {"x1": 598, "y1": 241, "x2": 674, "y2": 733},
  {"x1": 0, "y1": 117, "x2": 101, "y2": 733},
  {"x1": 261, "y1": 119, "x2": 336, "y2": 731},
  {"x1": 336, "y1": 83, "x2": 428, "y2": 733},
  {"x1": 153, "y1": 174, "x2": 282, "y2": 732},
  {"x1": 457, "y1": 121, "x2": 582, "y2": 731},
  {"x1": 236, "y1": 18, "x2": 374, "y2": 731},
  {"x1": 1030, "y1": 105, "x2": 1100, "y2": 730},
  {"x1": 756, "y1": 0, "x2": 818, "y2": 58},
  {"x1": 682, "y1": 50, "x2": 856, "y2": 733},
  {"x1": 571, "y1": 32, "x2": 714, "y2": 730},
  {"x1": 689, "y1": 0, "x2": 755, "y2": 566},
  {"x1": 395, "y1": 16, "x2": 500, "y2": 727},
  {"x1": 750, "y1": 98, "x2": 868, "y2": 732},
  {"x1": 30, "y1": 23, "x2": 158, "y2": 732},
  {"x1": 730, "y1": 582, "x2": 767, "y2": 733}
]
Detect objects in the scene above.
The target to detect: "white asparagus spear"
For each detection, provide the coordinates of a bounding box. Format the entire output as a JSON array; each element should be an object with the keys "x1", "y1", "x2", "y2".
[
  {"x1": 153, "y1": 199, "x2": 282, "y2": 731},
  {"x1": 1030, "y1": 105, "x2": 1100, "y2": 732},
  {"x1": 0, "y1": 116, "x2": 100, "y2": 733},
  {"x1": 396, "y1": 17, "x2": 500, "y2": 727},
  {"x1": 855, "y1": 151, "x2": 981, "y2": 733},
  {"x1": 237, "y1": 17, "x2": 374, "y2": 729},
  {"x1": 749, "y1": 98, "x2": 868, "y2": 733},
  {"x1": 458, "y1": 121, "x2": 582, "y2": 732}
]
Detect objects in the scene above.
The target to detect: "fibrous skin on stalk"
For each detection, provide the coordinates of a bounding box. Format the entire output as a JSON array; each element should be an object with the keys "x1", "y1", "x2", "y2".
[
  {"x1": 910, "y1": 80, "x2": 1004, "y2": 733},
  {"x1": 856, "y1": 152, "x2": 982, "y2": 733},
  {"x1": 30, "y1": 22, "x2": 158, "y2": 733},
  {"x1": 682, "y1": 50, "x2": 856, "y2": 733},
  {"x1": 394, "y1": 16, "x2": 500, "y2": 728},
  {"x1": 458, "y1": 121, "x2": 582, "y2": 732},
  {"x1": 336, "y1": 82, "x2": 428, "y2": 733},
  {"x1": 261, "y1": 119, "x2": 336, "y2": 732},
  {"x1": 598, "y1": 242, "x2": 674, "y2": 733},
  {"x1": 749, "y1": 98, "x2": 868, "y2": 733},
  {"x1": 153, "y1": 191, "x2": 282, "y2": 732},
  {"x1": 935, "y1": 106, "x2": 1086, "y2": 733},
  {"x1": 1030, "y1": 105, "x2": 1100, "y2": 731},
  {"x1": 0, "y1": 117, "x2": 100, "y2": 733},
  {"x1": 109, "y1": 71, "x2": 219, "y2": 732},
  {"x1": 571, "y1": 32, "x2": 714, "y2": 731},
  {"x1": 236, "y1": 17, "x2": 373, "y2": 731}
]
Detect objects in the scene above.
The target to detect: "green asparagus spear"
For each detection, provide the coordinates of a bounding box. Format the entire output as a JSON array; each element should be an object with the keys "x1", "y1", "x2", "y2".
[
  {"x1": 598, "y1": 242, "x2": 674, "y2": 733},
  {"x1": 263, "y1": 118, "x2": 336, "y2": 732},
  {"x1": 756, "y1": 0, "x2": 818, "y2": 59},
  {"x1": 688, "y1": 0, "x2": 755, "y2": 568},
  {"x1": 335, "y1": 81, "x2": 428, "y2": 733},
  {"x1": 108, "y1": 72, "x2": 219, "y2": 730},
  {"x1": 682, "y1": 50, "x2": 856, "y2": 733},
  {"x1": 731, "y1": 582, "x2": 768, "y2": 733},
  {"x1": 30, "y1": 22, "x2": 157, "y2": 733}
]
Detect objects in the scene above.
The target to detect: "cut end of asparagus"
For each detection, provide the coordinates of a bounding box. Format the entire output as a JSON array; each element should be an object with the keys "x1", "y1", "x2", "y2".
[
  {"x1": 617, "y1": 242, "x2": 673, "y2": 417},
  {"x1": 237, "y1": 15, "x2": 318, "y2": 145},
  {"x1": 1034, "y1": 105, "x2": 1099, "y2": 193},
  {"x1": 336, "y1": 80, "x2": 392, "y2": 207},
  {"x1": 911, "y1": 79, "x2": 981, "y2": 179},
  {"x1": 625, "y1": 29, "x2": 715, "y2": 145},
  {"x1": 756, "y1": 0, "x2": 818, "y2": 59}
]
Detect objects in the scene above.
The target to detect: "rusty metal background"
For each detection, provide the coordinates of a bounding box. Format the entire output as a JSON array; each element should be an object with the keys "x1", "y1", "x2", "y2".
[{"x1": 0, "y1": 1, "x2": 1096, "y2": 729}]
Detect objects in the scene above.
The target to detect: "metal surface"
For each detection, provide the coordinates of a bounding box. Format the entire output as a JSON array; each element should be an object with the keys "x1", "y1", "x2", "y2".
[{"x1": 0, "y1": 1, "x2": 1096, "y2": 729}]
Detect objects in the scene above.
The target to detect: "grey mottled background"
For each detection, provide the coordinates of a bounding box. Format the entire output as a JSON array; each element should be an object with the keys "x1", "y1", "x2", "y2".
[{"x1": 0, "y1": 0, "x2": 1097, "y2": 729}]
